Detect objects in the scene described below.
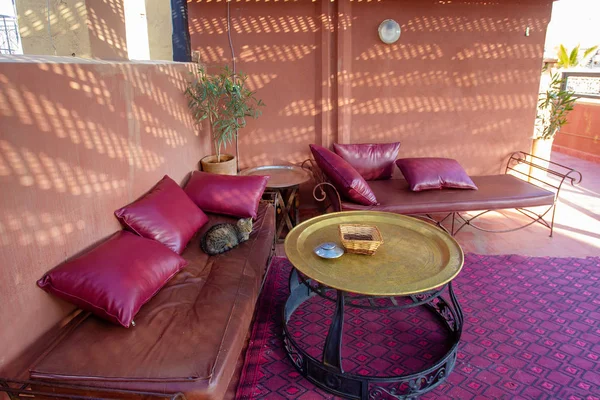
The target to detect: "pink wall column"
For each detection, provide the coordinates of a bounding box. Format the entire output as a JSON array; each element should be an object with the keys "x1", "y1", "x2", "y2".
[{"x1": 85, "y1": 0, "x2": 129, "y2": 60}]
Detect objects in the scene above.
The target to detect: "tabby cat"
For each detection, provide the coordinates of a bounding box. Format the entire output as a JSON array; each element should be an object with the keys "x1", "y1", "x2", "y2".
[{"x1": 200, "y1": 218, "x2": 253, "y2": 255}]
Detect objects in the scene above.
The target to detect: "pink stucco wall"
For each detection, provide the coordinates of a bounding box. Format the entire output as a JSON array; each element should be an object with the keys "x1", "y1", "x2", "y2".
[
  {"x1": 554, "y1": 101, "x2": 600, "y2": 163},
  {"x1": 188, "y1": 0, "x2": 553, "y2": 175},
  {"x1": 0, "y1": 57, "x2": 208, "y2": 374}
]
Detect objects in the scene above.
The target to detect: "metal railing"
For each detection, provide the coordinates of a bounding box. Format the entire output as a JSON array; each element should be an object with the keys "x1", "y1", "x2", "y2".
[{"x1": 0, "y1": 13, "x2": 22, "y2": 55}]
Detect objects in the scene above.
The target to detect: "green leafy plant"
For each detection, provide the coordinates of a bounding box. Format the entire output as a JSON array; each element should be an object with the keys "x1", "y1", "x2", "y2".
[
  {"x1": 556, "y1": 44, "x2": 598, "y2": 69},
  {"x1": 186, "y1": 66, "x2": 264, "y2": 162},
  {"x1": 534, "y1": 72, "x2": 578, "y2": 140}
]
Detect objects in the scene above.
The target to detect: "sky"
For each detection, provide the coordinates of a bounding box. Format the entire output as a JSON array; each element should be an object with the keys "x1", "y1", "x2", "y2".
[
  {"x1": 0, "y1": 0, "x2": 15, "y2": 17},
  {"x1": 545, "y1": 0, "x2": 600, "y2": 52}
]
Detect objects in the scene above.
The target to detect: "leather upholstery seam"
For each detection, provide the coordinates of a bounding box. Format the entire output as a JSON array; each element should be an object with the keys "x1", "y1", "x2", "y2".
[
  {"x1": 39, "y1": 258, "x2": 187, "y2": 328},
  {"x1": 208, "y1": 204, "x2": 269, "y2": 383}
]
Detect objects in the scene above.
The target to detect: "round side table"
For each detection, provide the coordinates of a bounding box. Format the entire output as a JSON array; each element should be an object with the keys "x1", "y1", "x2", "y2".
[
  {"x1": 239, "y1": 165, "x2": 310, "y2": 241},
  {"x1": 283, "y1": 211, "x2": 464, "y2": 399}
]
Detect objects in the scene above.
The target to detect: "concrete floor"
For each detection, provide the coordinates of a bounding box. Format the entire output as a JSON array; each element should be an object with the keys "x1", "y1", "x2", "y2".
[
  {"x1": 446, "y1": 151, "x2": 600, "y2": 257},
  {"x1": 277, "y1": 151, "x2": 599, "y2": 258}
]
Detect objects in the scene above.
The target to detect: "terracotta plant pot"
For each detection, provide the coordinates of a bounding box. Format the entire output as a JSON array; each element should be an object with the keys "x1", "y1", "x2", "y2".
[
  {"x1": 200, "y1": 154, "x2": 237, "y2": 175},
  {"x1": 529, "y1": 138, "x2": 554, "y2": 183}
]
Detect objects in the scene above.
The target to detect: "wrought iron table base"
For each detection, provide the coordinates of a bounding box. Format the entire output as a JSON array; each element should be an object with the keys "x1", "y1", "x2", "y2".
[{"x1": 283, "y1": 269, "x2": 464, "y2": 400}]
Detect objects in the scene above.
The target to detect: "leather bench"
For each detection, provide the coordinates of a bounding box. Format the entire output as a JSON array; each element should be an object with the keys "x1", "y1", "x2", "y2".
[
  {"x1": 340, "y1": 175, "x2": 555, "y2": 214},
  {"x1": 2, "y1": 203, "x2": 275, "y2": 400},
  {"x1": 310, "y1": 152, "x2": 582, "y2": 236}
]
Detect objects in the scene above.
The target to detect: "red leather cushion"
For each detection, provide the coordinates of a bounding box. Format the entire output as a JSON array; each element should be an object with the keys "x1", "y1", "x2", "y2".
[
  {"x1": 333, "y1": 142, "x2": 400, "y2": 180},
  {"x1": 395, "y1": 158, "x2": 478, "y2": 191},
  {"x1": 310, "y1": 144, "x2": 378, "y2": 206},
  {"x1": 37, "y1": 231, "x2": 188, "y2": 328},
  {"x1": 115, "y1": 175, "x2": 208, "y2": 254},
  {"x1": 184, "y1": 171, "x2": 269, "y2": 219}
]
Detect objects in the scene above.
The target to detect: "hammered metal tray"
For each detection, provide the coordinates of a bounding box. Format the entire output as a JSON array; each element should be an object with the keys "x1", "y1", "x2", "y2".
[
  {"x1": 284, "y1": 211, "x2": 464, "y2": 296},
  {"x1": 239, "y1": 165, "x2": 310, "y2": 189}
]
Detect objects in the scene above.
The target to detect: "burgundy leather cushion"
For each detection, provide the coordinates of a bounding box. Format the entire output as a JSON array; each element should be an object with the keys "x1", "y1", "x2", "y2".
[
  {"x1": 115, "y1": 175, "x2": 208, "y2": 254},
  {"x1": 333, "y1": 142, "x2": 400, "y2": 180},
  {"x1": 310, "y1": 144, "x2": 378, "y2": 205},
  {"x1": 395, "y1": 158, "x2": 478, "y2": 191},
  {"x1": 184, "y1": 171, "x2": 269, "y2": 219},
  {"x1": 37, "y1": 231, "x2": 188, "y2": 328}
]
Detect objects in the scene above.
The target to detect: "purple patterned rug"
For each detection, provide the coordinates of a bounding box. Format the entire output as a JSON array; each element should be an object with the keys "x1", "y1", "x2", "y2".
[{"x1": 235, "y1": 255, "x2": 600, "y2": 399}]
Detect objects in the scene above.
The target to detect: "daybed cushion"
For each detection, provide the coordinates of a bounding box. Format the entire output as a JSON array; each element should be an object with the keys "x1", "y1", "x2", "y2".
[
  {"x1": 395, "y1": 158, "x2": 477, "y2": 191},
  {"x1": 333, "y1": 142, "x2": 400, "y2": 180},
  {"x1": 29, "y1": 202, "x2": 275, "y2": 400},
  {"x1": 340, "y1": 175, "x2": 555, "y2": 214},
  {"x1": 37, "y1": 231, "x2": 188, "y2": 328},
  {"x1": 185, "y1": 171, "x2": 269, "y2": 219},
  {"x1": 310, "y1": 144, "x2": 378, "y2": 206},
  {"x1": 115, "y1": 175, "x2": 209, "y2": 254}
]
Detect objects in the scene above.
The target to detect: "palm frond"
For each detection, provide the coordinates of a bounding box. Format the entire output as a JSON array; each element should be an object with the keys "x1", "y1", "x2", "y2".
[
  {"x1": 557, "y1": 44, "x2": 570, "y2": 68},
  {"x1": 556, "y1": 43, "x2": 599, "y2": 68},
  {"x1": 569, "y1": 45, "x2": 580, "y2": 66},
  {"x1": 583, "y1": 45, "x2": 598, "y2": 59}
]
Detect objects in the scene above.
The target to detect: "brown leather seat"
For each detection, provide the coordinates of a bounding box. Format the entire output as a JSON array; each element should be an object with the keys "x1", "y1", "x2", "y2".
[
  {"x1": 29, "y1": 203, "x2": 275, "y2": 400},
  {"x1": 341, "y1": 175, "x2": 555, "y2": 214}
]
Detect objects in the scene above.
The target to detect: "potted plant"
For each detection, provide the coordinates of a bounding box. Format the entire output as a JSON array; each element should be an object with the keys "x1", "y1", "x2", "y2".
[
  {"x1": 532, "y1": 71, "x2": 578, "y2": 160},
  {"x1": 186, "y1": 66, "x2": 264, "y2": 175}
]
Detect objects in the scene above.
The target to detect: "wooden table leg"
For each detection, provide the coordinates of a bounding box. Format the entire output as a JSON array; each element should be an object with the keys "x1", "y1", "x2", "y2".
[{"x1": 275, "y1": 185, "x2": 300, "y2": 241}]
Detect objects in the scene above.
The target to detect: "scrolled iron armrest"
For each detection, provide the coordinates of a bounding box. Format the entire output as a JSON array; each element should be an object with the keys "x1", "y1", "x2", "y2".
[
  {"x1": 505, "y1": 150, "x2": 583, "y2": 196},
  {"x1": 564, "y1": 169, "x2": 583, "y2": 187},
  {"x1": 300, "y1": 158, "x2": 314, "y2": 172},
  {"x1": 500, "y1": 150, "x2": 584, "y2": 237},
  {"x1": 300, "y1": 158, "x2": 342, "y2": 213},
  {"x1": 301, "y1": 158, "x2": 325, "y2": 184},
  {"x1": 313, "y1": 182, "x2": 342, "y2": 213}
]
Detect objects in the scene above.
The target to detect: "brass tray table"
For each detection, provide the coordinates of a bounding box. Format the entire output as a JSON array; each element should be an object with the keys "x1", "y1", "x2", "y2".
[{"x1": 283, "y1": 211, "x2": 464, "y2": 399}]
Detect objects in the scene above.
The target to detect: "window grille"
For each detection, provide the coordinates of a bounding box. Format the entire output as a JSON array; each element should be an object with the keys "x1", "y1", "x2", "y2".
[{"x1": 0, "y1": 0, "x2": 21, "y2": 54}]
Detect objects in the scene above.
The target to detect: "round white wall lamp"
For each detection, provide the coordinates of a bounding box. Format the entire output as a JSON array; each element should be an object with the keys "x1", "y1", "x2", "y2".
[{"x1": 378, "y1": 19, "x2": 401, "y2": 44}]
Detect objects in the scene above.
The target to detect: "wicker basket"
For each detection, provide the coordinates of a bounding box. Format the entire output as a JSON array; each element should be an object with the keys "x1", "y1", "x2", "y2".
[{"x1": 338, "y1": 224, "x2": 383, "y2": 255}]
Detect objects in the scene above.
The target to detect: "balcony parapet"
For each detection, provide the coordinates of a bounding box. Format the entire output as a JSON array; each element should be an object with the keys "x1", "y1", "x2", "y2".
[{"x1": 561, "y1": 71, "x2": 600, "y2": 100}]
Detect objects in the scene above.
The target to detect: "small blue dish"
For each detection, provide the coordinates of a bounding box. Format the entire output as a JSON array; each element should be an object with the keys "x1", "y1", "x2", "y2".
[{"x1": 314, "y1": 242, "x2": 345, "y2": 259}]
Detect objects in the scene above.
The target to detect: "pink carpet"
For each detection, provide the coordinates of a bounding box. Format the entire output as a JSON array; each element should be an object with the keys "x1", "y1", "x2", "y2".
[{"x1": 235, "y1": 255, "x2": 600, "y2": 399}]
